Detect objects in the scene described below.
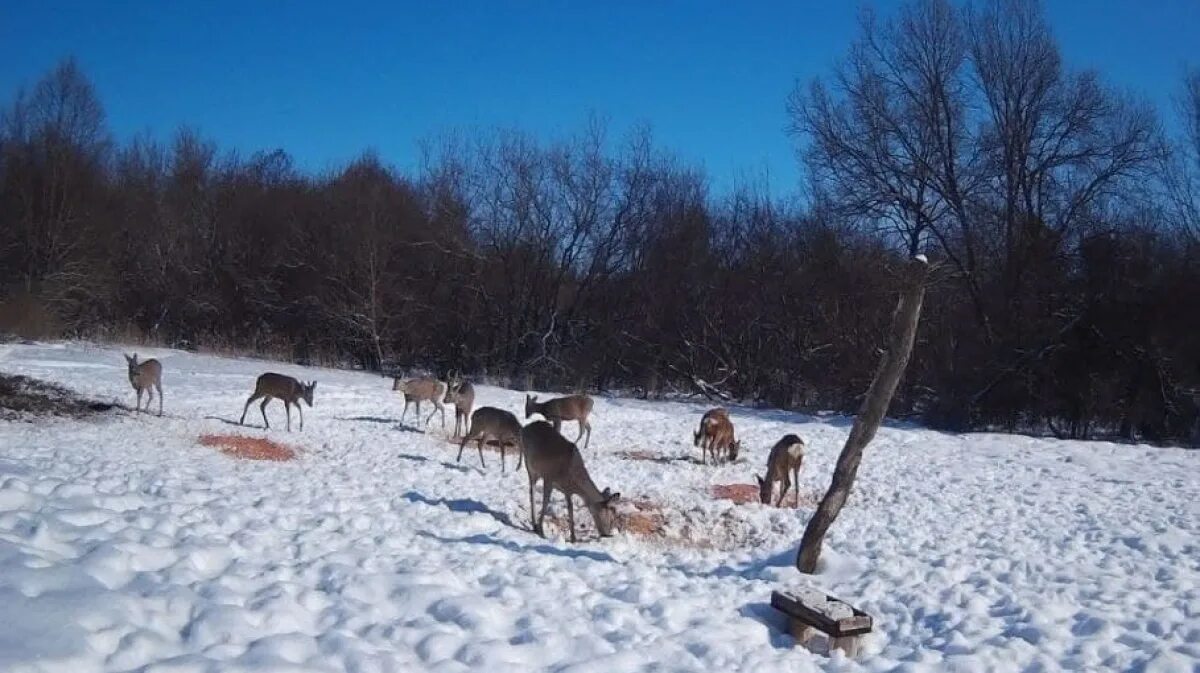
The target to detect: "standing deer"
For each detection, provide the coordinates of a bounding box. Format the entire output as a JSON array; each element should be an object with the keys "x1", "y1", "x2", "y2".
[
  {"x1": 457, "y1": 406, "x2": 523, "y2": 471},
  {"x1": 525, "y1": 394, "x2": 594, "y2": 449},
  {"x1": 521, "y1": 420, "x2": 620, "y2": 543},
  {"x1": 444, "y1": 377, "x2": 475, "y2": 438},
  {"x1": 692, "y1": 407, "x2": 740, "y2": 464},
  {"x1": 392, "y1": 377, "x2": 447, "y2": 430},
  {"x1": 239, "y1": 373, "x2": 316, "y2": 431},
  {"x1": 124, "y1": 353, "x2": 163, "y2": 416},
  {"x1": 757, "y1": 434, "x2": 806, "y2": 507}
]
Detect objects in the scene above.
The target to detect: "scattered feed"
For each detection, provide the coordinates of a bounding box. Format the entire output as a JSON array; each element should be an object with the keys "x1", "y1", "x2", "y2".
[
  {"x1": 199, "y1": 434, "x2": 296, "y2": 461},
  {"x1": 621, "y1": 498, "x2": 667, "y2": 536},
  {"x1": 0, "y1": 374, "x2": 115, "y2": 421},
  {"x1": 711, "y1": 483, "x2": 821, "y2": 507},
  {"x1": 711, "y1": 483, "x2": 760, "y2": 504}
]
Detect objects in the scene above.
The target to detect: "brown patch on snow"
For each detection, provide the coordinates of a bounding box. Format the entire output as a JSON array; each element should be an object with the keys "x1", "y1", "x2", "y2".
[
  {"x1": 199, "y1": 434, "x2": 296, "y2": 461},
  {"x1": 711, "y1": 483, "x2": 760, "y2": 504}
]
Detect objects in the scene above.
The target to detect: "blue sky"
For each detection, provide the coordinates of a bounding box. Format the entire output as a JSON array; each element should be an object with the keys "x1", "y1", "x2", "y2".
[{"x1": 2, "y1": 1, "x2": 1197, "y2": 195}]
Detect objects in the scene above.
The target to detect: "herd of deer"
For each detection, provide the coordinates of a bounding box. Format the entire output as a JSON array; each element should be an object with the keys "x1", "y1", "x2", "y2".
[{"x1": 123, "y1": 352, "x2": 809, "y2": 542}]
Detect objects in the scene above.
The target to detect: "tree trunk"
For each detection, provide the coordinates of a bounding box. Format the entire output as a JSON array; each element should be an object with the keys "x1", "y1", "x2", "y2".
[{"x1": 796, "y1": 256, "x2": 930, "y2": 574}]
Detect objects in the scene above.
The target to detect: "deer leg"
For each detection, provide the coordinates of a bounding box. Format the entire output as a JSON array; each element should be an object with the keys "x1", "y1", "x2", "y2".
[
  {"x1": 777, "y1": 475, "x2": 791, "y2": 508},
  {"x1": 439, "y1": 402, "x2": 446, "y2": 430},
  {"x1": 477, "y1": 437, "x2": 486, "y2": 469},
  {"x1": 457, "y1": 432, "x2": 471, "y2": 463},
  {"x1": 135, "y1": 387, "x2": 143, "y2": 413},
  {"x1": 565, "y1": 493, "x2": 577, "y2": 543},
  {"x1": 400, "y1": 399, "x2": 410, "y2": 424},
  {"x1": 499, "y1": 441, "x2": 506, "y2": 473},
  {"x1": 297, "y1": 402, "x2": 304, "y2": 431},
  {"x1": 415, "y1": 400, "x2": 422, "y2": 426},
  {"x1": 240, "y1": 393, "x2": 261, "y2": 425},
  {"x1": 260, "y1": 397, "x2": 271, "y2": 429},
  {"x1": 528, "y1": 476, "x2": 539, "y2": 534},
  {"x1": 156, "y1": 384, "x2": 163, "y2": 417},
  {"x1": 285, "y1": 400, "x2": 292, "y2": 432},
  {"x1": 793, "y1": 466, "x2": 801, "y2": 508},
  {"x1": 537, "y1": 481, "x2": 554, "y2": 537}
]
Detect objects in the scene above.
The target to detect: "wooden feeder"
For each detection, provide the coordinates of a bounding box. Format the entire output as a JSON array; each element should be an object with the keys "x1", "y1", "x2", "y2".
[{"x1": 770, "y1": 588, "x2": 873, "y2": 658}]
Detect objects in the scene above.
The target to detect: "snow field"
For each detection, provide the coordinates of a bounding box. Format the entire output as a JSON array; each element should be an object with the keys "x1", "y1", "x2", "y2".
[{"x1": 0, "y1": 342, "x2": 1197, "y2": 672}]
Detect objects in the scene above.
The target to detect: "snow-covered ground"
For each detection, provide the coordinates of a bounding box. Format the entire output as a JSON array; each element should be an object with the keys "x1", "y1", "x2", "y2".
[{"x1": 0, "y1": 342, "x2": 1197, "y2": 673}]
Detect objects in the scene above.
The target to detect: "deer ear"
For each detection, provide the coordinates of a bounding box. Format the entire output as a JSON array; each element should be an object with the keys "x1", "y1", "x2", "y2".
[{"x1": 609, "y1": 492, "x2": 621, "y2": 502}]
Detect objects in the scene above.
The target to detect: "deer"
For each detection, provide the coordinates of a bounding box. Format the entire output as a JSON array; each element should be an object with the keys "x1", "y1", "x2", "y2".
[
  {"x1": 239, "y1": 373, "x2": 316, "y2": 431},
  {"x1": 457, "y1": 406, "x2": 523, "y2": 471},
  {"x1": 525, "y1": 393, "x2": 594, "y2": 449},
  {"x1": 124, "y1": 353, "x2": 163, "y2": 416},
  {"x1": 692, "y1": 407, "x2": 740, "y2": 464},
  {"x1": 392, "y1": 376, "x2": 447, "y2": 430},
  {"x1": 521, "y1": 420, "x2": 620, "y2": 543},
  {"x1": 756, "y1": 434, "x2": 806, "y2": 507},
  {"x1": 443, "y1": 376, "x2": 475, "y2": 438}
]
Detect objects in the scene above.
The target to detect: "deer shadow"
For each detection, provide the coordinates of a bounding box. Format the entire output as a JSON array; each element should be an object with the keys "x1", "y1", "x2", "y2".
[
  {"x1": 417, "y1": 531, "x2": 615, "y2": 563},
  {"x1": 614, "y1": 451, "x2": 706, "y2": 466},
  {"x1": 203, "y1": 415, "x2": 251, "y2": 428},
  {"x1": 396, "y1": 453, "x2": 470, "y2": 473},
  {"x1": 400, "y1": 491, "x2": 515, "y2": 528},
  {"x1": 336, "y1": 415, "x2": 397, "y2": 424}
]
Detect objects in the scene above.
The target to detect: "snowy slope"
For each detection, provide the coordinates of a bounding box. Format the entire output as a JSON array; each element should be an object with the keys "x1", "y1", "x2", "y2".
[{"x1": 0, "y1": 342, "x2": 1197, "y2": 673}]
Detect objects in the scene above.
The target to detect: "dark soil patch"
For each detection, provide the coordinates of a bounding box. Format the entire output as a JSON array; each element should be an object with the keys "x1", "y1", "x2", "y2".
[{"x1": 0, "y1": 374, "x2": 116, "y2": 421}]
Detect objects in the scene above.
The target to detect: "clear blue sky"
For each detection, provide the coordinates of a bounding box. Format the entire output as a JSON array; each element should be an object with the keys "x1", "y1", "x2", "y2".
[{"x1": 2, "y1": 1, "x2": 1197, "y2": 195}]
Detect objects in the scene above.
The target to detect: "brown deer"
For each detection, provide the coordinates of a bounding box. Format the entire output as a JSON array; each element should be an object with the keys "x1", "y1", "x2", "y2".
[
  {"x1": 756, "y1": 434, "x2": 805, "y2": 507},
  {"x1": 443, "y1": 377, "x2": 475, "y2": 438},
  {"x1": 692, "y1": 407, "x2": 740, "y2": 464},
  {"x1": 525, "y1": 394, "x2": 594, "y2": 449},
  {"x1": 457, "y1": 406, "x2": 523, "y2": 471},
  {"x1": 124, "y1": 353, "x2": 163, "y2": 416},
  {"x1": 521, "y1": 420, "x2": 620, "y2": 542},
  {"x1": 392, "y1": 377, "x2": 447, "y2": 430},
  {"x1": 239, "y1": 373, "x2": 316, "y2": 431}
]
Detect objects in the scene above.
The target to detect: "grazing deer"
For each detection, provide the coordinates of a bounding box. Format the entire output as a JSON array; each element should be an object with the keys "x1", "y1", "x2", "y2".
[
  {"x1": 457, "y1": 406, "x2": 523, "y2": 471},
  {"x1": 124, "y1": 353, "x2": 163, "y2": 416},
  {"x1": 239, "y1": 373, "x2": 316, "y2": 431},
  {"x1": 525, "y1": 394, "x2": 594, "y2": 449},
  {"x1": 392, "y1": 377, "x2": 447, "y2": 430},
  {"x1": 757, "y1": 434, "x2": 806, "y2": 507},
  {"x1": 521, "y1": 420, "x2": 620, "y2": 542},
  {"x1": 444, "y1": 377, "x2": 476, "y2": 438},
  {"x1": 693, "y1": 407, "x2": 740, "y2": 464}
]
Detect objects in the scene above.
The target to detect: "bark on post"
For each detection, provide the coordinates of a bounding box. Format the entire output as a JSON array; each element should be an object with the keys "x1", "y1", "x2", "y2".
[{"x1": 796, "y1": 255, "x2": 930, "y2": 574}]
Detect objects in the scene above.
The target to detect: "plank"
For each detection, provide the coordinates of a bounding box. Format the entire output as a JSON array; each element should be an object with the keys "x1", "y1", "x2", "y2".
[{"x1": 770, "y1": 589, "x2": 873, "y2": 637}]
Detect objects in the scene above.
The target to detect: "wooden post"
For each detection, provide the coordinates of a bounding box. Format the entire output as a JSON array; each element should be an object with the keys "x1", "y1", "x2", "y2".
[{"x1": 796, "y1": 255, "x2": 929, "y2": 574}]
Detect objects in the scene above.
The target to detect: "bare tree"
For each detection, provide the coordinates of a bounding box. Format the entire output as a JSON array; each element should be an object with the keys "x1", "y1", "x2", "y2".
[{"x1": 797, "y1": 256, "x2": 930, "y2": 573}]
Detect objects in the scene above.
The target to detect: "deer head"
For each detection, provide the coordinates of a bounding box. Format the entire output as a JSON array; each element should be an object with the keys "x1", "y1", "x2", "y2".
[{"x1": 588, "y1": 487, "x2": 622, "y2": 537}]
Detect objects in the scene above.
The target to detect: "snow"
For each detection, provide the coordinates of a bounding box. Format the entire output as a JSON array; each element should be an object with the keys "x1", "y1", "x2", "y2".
[{"x1": 1, "y1": 341, "x2": 1198, "y2": 672}]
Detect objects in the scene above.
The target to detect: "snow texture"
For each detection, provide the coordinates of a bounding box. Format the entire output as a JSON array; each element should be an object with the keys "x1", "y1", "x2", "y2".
[{"x1": 0, "y1": 342, "x2": 1197, "y2": 672}]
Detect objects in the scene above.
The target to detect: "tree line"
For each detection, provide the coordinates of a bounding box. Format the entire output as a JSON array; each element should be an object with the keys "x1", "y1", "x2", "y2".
[{"x1": 2, "y1": 0, "x2": 1197, "y2": 445}]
